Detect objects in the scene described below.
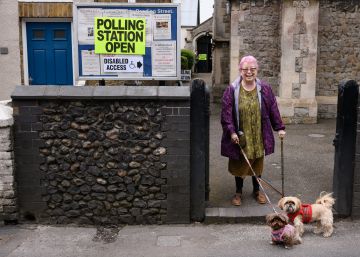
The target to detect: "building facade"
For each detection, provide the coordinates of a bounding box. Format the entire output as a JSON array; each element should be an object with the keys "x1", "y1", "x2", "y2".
[
  {"x1": 212, "y1": 0, "x2": 360, "y2": 123},
  {"x1": 0, "y1": 1, "x2": 21, "y2": 101},
  {"x1": 0, "y1": 0, "x2": 175, "y2": 100}
]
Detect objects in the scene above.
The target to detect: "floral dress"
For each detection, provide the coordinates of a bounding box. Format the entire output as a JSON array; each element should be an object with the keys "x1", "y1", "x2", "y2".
[{"x1": 228, "y1": 86, "x2": 264, "y2": 177}]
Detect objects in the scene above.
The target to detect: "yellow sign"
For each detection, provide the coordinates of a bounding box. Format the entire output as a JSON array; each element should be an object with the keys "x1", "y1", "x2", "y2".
[
  {"x1": 198, "y1": 54, "x2": 207, "y2": 61},
  {"x1": 94, "y1": 17, "x2": 146, "y2": 55}
]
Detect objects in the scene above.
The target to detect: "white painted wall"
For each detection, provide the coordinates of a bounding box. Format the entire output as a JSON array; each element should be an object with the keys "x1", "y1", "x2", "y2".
[{"x1": 0, "y1": 1, "x2": 21, "y2": 100}]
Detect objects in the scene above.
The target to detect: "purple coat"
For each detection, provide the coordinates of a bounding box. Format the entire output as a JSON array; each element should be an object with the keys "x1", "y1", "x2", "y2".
[{"x1": 221, "y1": 77, "x2": 285, "y2": 160}]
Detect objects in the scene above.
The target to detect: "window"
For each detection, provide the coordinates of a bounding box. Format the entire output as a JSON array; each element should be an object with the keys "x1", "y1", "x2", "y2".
[
  {"x1": 32, "y1": 29, "x2": 45, "y2": 40},
  {"x1": 54, "y1": 29, "x2": 66, "y2": 40}
]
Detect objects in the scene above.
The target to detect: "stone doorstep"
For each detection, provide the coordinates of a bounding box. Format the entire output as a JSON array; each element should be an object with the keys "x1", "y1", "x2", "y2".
[{"x1": 204, "y1": 206, "x2": 272, "y2": 224}]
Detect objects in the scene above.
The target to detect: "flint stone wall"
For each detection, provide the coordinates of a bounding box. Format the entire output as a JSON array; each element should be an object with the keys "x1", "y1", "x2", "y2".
[{"x1": 11, "y1": 86, "x2": 190, "y2": 225}]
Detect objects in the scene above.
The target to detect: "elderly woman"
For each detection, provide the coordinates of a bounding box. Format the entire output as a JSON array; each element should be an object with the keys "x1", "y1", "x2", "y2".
[{"x1": 221, "y1": 55, "x2": 285, "y2": 206}]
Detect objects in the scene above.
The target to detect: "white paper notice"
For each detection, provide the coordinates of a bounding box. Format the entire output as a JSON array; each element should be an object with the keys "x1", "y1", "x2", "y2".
[
  {"x1": 78, "y1": 8, "x2": 102, "y2": 44},
  {"x1": 102, "y1": 9, "x2": 129, "y2": 18},
  {"x1": 101, "y1": 55, "x2": 144, "y2": 73},
  {"x1": 130, "y1": 10, "x2": 154, "y2": 47},
  {"x1": 153, "y1": 14, "x2": 171, "y2": 40},
  {"x1": 152, "y1": 41, "x2": 176, "y2": 77},
  {"x1": 81, "y1": 50, "x2": 100, "y2": 75}
]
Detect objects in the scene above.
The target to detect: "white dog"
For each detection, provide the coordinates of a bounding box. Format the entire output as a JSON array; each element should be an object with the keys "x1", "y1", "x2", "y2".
[{"x1": 278, "y1": 192, "x2": 335, "y2": 237}]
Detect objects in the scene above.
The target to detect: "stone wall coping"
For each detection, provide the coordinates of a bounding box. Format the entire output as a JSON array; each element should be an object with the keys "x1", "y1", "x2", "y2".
[
  {"x1": 0, "y1": 104, "x2": 13, "y2": 127},
  {"x1": 11, "y1": 85, "x2": 190, "y2": 100}
]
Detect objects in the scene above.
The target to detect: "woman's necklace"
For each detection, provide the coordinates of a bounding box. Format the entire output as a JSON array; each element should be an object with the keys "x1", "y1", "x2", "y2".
[{"x1": 241, "y1": 81, "x2": 256, "y2": 91}]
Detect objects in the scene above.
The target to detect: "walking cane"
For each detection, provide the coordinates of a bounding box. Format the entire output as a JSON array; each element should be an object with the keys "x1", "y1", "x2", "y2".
[{"x1": 281, "y1": 137, "x2": 284, "y2": 197}]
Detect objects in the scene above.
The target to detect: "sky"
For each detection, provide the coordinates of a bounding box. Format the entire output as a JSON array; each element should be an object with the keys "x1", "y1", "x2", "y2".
[
  {"x1": 200, "y1": 0, "x2": 214, "y2": 23},
  {"x1": 173, "y1": 0, "x2": 214, "y2": 25}
]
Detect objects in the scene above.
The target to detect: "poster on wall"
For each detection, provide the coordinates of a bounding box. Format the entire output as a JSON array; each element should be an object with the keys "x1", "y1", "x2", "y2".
[
  {"x1": 73, "y1": 3, "x2": 180, "y2": 81},
  {"x1": 81, "y1": 50, "x2": 100, "y2": 75},
  {"x1": 152, "y1": 41, "x2": 176, "y2": 77},
  {"x1": 153, "y1": 14, "x2": 171, "y2": 40},
  {"x1": 77, "y1": 8, "x2": 103, "y2": 44},
  {"x1": 100, "y1": 55, "x2": 144, "y2": 74}
]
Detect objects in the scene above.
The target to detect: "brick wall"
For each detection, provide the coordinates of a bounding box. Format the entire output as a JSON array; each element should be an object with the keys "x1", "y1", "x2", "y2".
[
  {"x1": 317, "y1": 1, "x2": 360, "y2": 118},
  {"x1": 0, "y1": 104, "x2": 17, "y2": 222},
  {"x1": 11, "y1": 86, "x2": 190, "y2": 225}
]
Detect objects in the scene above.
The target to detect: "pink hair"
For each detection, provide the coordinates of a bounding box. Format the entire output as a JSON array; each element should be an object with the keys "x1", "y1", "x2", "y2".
[{"x1": 239, "y1": 55, "x2": 259, "y2": 69}]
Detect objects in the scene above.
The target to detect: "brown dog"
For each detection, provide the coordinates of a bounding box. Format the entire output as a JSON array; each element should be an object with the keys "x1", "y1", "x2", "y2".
[
  {"x1": 278, "y1": 192, "x2": 335, "y2": 237},
  {"x1": 266, "y1": 212, "x2": 302, "y2": 248}
]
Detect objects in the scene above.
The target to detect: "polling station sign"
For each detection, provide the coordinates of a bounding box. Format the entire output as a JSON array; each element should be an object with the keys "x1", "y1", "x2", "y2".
[
  {"x1": 94, "y1": 17, "x2": 146, "y2": 55},
  {"x1": 102, "y1": 56, "x2": 143, "y2": 73},
  {"x1": 74, "y1": 3, "x2": 181, "y2": 81}
]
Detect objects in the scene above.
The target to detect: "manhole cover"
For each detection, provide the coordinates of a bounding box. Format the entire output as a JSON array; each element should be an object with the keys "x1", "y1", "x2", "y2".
[{"x1": 308, "y1": 134, "x2": 325, "y2": 138}]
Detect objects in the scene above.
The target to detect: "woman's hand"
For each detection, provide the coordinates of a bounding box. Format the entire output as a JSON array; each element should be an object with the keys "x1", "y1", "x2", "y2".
[
  {"x1": 231, "y1": 133, "x2": 239, "y2": 144},
  {"x1": 278, "y1": 130, "x2": 286, "y2": 139}
]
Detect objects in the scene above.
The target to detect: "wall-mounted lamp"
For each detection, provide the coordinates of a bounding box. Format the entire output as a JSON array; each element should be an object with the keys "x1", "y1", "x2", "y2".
[{"x1": 226, "y1": 0, "x2": 231, "y2": 15}]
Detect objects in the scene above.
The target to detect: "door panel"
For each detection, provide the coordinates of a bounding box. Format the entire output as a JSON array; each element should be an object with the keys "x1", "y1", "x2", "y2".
[
  {"x1": 27, "y1": 22, "x2": 73, "y2": 85},
  {"x1": 33, "y1": 50, "x2": 47, "y2": 84},
  {"x1": 54, "y1": 49, "x2": 67, "y2": 84}
]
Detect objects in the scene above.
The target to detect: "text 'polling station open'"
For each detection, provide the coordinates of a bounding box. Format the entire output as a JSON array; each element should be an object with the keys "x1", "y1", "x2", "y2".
[{"x1": 95, "y1": 17, "x2": 146, "y2": 55}]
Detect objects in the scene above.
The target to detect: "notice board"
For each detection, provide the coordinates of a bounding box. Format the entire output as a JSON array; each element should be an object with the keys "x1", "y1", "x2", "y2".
[{"x1": 73, "y1": 2, "x2": 180, "y2": 81}]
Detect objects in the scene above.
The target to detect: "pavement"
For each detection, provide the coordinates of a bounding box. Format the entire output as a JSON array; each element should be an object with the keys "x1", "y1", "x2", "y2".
[
  {"x1": 1, "y1": 73, "x2": 358, "y2": 256},
  {"x1": 1, "y1": 219, "x2": 360, "y2": 257}
]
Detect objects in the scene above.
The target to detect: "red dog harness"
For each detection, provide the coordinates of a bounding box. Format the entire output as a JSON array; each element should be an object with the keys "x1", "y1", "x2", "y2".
[{"x1": 287, "y1": 204, "x2": 312, "y2": 223}]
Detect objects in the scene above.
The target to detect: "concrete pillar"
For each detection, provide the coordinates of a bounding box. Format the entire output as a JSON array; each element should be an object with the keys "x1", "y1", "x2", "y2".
[
  {"x1": 211, "y1": 0, "x2": 231, "y2": 102},
  {"x1": 278, "y1": 0, "x2": 319, "y2": 123},
  {"x1": 229, "y1": 2, "x2": 241, "y2": 83}
]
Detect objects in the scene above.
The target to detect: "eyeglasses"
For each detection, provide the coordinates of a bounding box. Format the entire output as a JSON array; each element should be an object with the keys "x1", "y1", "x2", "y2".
[{"x1": 240, "y1": 67, "x2": 257, "y2": 72}]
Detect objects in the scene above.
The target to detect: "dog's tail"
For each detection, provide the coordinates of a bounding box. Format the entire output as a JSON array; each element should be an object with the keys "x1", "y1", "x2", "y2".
[{"x1": 315, "y1": 191, "x2": 335, "y2": 208}]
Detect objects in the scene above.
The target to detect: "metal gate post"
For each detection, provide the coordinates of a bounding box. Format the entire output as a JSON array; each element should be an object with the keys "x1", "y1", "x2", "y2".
[
  {"x1": 190, "y1": 79, "x2": 210, "y2": 221},
  {"x1": 333, "y1": 80, "x2": 359, "y2": 216}
]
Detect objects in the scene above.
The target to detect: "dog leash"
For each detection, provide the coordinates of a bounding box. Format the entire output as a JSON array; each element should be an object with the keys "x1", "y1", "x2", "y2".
[
  {"x1": 237, "y1": 143, "x2": 278, "y2": 214},
  {"x1": 258, "y1": 177, "x2": 283, "y2": 196},
  {"x1": 281, "y1": 137, "x2": 285, "y2": 197}
]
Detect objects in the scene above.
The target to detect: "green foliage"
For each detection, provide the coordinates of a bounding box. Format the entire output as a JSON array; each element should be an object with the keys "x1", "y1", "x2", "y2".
[
  {"x1": 181, "y1": 49, "x2": 195, "y2": 70},
  {"x1": 181, "y1": 56, "x2": 188, "y2": 70}
]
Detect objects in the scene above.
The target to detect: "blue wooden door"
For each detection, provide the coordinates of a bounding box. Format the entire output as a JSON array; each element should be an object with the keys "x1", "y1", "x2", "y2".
[{"x1": 26, "y1": 22, "x2": 73, "y2": 85}]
